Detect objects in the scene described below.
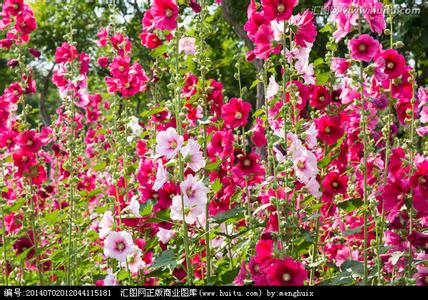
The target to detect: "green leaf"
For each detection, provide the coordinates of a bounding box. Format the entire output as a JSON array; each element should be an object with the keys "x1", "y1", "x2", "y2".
[
  {"x1": 140, "y1": 200, "x2": 153, "y2": 217},
  {"x1": 150, "y1": 44, "x2": 167, "y2": 58},
  {"x1": 340, "y1": 260, "x2": 364, "y2": 275},
  {"x1": 212, "y1": 207, "x2": 245, "y2": 224},
  {"x1": 337, "y1": 198, "x2": 364, "y2": 213},
  {"x1": 153, "y1": 249, "x2": 177, "y2": 268},
  {"x1": 317, "y1": 156, "x2": 333, "y2": 168},
  {"x1": 390, "y1": 252, "x2": 404, "y2": 265},
  {"x1": 316, "y1": 72, "x2": 331, "y2": 85},
  {"x1": 205, "y1": 160, "x2": 221, "y2": 171},
  {"x1": 314, "y1": 58, "x2": 324, "y2": 67},
  {"x1": 212, "y1": 178, "x2": 222, "y2": 194},
  {"x1": 93, "y1": 162, "x2": 106, "y2": 171},
  {"x1": 343, "y1": 225, "x2": 363, "y2": 237}
]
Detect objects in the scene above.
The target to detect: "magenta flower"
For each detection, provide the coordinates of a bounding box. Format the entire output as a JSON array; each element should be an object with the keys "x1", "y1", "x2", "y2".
[
  {"x1": 221, "y1": 98, "x2": 252, "y2": 129},
  {"x1": 261, "y1": 0, "x2": 297, "y2": 22},
  {"x1": 265, "y1": 257, "x2": 307, "y2": 286},
  {"x1": 349, "y1": 34, "x2": 380, "y2": 62},
  {"x1": 152, "y1": 0, "x2": 179, "y2": 31}
]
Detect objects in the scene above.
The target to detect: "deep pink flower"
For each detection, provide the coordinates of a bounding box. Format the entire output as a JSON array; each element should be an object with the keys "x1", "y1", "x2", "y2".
[
  {"x1": 265, "y1": 258, "x2": 307, "y2": 286},
  {"x1": 315, "y1": 115, "x2": 344, "y2": 145},
  {"x1": 381, "y1": 179, "x2": 409, "y2": 214},
  {"x1": 310, "y1": 85, "x2": 331, "y2": 110},
  {"x1": 349, "y1": 34, "x2": 379, "y2": 62},
  {"x1": 322, "y1": 171, "x2": 348, "y2": 196},
  {"x1": 55, "y1": 42, "x2": 78, "y2": 64},
  {"x1": 140, "y1": 31, "x2": 162, "y2": 49},
  {"x1": 15, "y1": 8, "x2": 36, "y2": 36},
  {"x1": 207, "y1": 130, "x2": 233, "y2": 159},
  {"x1": 221, "y1": 98, "x2": 252, "y2": 129},
  {"x1": 375, "y1": 49, "x2": 406, "y2": 80},
  {"x1": 290, "y1": 10, "x2": 317, "y2": 48},
  {"x1": 109, "y1": 56, "x2": 130, "y2": 79},
  {"x1": 253, "y1": 24, "x2": 281, "y2": 60},
  {"x1": 152, "y1": 0, "x2": 178, "y2": 31},
  {"x1": 12, "y1": 148, "x2": 36, "y2": 171},
  {"x1": 3, "y1": 0, "x2": 25, "y2": 17},
  {"x1": 261, "y1": 0, "x2": 297, "y2": 21},
  {"x1": 18, "y1": 130, "x2": 41, "y2": 153}
]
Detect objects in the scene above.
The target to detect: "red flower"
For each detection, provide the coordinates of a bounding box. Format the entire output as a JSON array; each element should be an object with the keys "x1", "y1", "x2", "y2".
[
  {"x1": 265, "y1": 257, "x2": 307, "y2": 286},
  {"x1": 140, "y1": 31, "x2": 162, "y2": 49},
  {"x1": 315, "y1": 115, "x2": 344, "y2": 145},
  {"x1": 3, "y1": 0, "x2": 25, "y2": 17},
  {"x1": 322, "y1": 171, "x2": 348, "y2": 196},
  {"x1": 221, "y1": 98, "x2": 252, "y2": 129},
  {"x1": 18, "y1": 129, "x2": 41, "y2": 153},
  {"x1": 207, "y1": 130, "x2": 233, "y2": 160},
  {"x1": 261, "y1": 0, "x2": 297, "y2": 21},
  {"x1": 381, "y1": 179, "x2": 409, "y2": 214},
  {"x1": 291, "y1": 10, "x2": 317, "y2": 48},
  {"x1": 375, "y1": 49, "x2": 406, "y2": 80},
  {"x1": 14, "y1": 8, "x2": 36, "y2": 36},
  {"x1": 12, "y1": 148, "x2": 36, "y2": 171},
  {"x1": 152, "y1": 0, "x2": 179, "y2": 31},
  {"x1": 0, "y1": 128, "x2": 18, "y2": 149},
  {"x1": 310, "y1": 85, "x2": 331, "y2": 110}
]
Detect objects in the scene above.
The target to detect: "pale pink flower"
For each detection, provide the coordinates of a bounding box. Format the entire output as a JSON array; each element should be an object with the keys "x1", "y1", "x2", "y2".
[
  {"x1": 180, "y1": 174, "x2": 209, "y2": 205},
  {"x1": 152, "y1": 160, "x2": 168, "y2": 191},
  {"x1": 179, "y1": 37, "x2": 196, "y2": 55},
  {"x1": 170, "y1": 195, "x2": 205, "y2": 225},
  {"x1": 99, "y1": 211, "x2": 114, "y2": 239},
  {"x1": 306, "y1": 177, "x2": 321, "y2": 198},
  {"x1": 304, "y1": 123, "x2": 317, "y2": 149},
  {"x1": 421, "y1": 106, "x2": 428, "y2": 124},
  {"x1": 156, "y1": 227, "x2": 176, "y2": 244},
  {"x1": 126, "y1": 196, "x2": 141, "y2": 218},
  {"x1": 103, "y1": 268, "x2": 118, "y2": 286},
  {"x1": 292, "y1": 146, "x2": 318, "y2": 184},
  {"x1": 266, "y1": 75, "x2": 279, "y2": 100},
  {"x1": 104, "y1": 231, "x2": 135, "y2": 262},
  {"x1": 336, "y1": 246, "x2": 359, "y2": 267},
  {"x1": 122, "y1": 248, "x2": 146, "y2": 274},
  {"x1": 180, "y1": 139, "x2": 206, "y2": 172},
  {"x1": 155, "y1": 127, "x2": 184, "y2": 159}
]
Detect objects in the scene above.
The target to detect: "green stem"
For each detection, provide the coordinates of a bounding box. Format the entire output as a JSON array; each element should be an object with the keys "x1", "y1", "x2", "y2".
[{"x1": 29, "y1": 183, "x2": 43, "y2": 285}]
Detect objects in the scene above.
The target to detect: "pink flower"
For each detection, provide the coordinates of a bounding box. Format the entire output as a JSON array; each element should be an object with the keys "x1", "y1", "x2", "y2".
[
  {"x1": 253, "y1": 24, "x2": 281, "y2": 60},
  {"x1": 331, "y1": 57, "x2": 349, "y2": 76},
  {"x1": 3, "y1": 0, "x2": 25, "y2": 17},
  {"x1": 140, "y1": 31, "x2": 162, "y2": 49},
  {"x1": 180, "y1": 139, "x2": 205, "y2": 172},
  {"x1": 374, "y1": 49, "x2": 406, "y2": 80},
  {"x1": 15, "y1": 8, "x2": 36, "y2": 36},
  {"x1": 152, "y1": 0, "x2": 178, "y2": 31},
  {"x1": 291, "y1": 146, "x2": 318, "y2": 184},
  {"x1": 221, "y1": 98, "x2": 252, "y2": 129},
  {"x1": 335, "y1": 246, "x2": 359, "y2": 267},
  {"x1": 310, "y1": 85, "x2": 331, "y2": 110},
  {"x1": 266, "y1": 75, "x2": 279, "y2": 100},
  {"x1": 207, "y1": 130, "x2": 233, "y2": 159},
  {"x1": 261, "y1": 0, "x2": 297, "y2": 22},
  {"x1": 170, "y1": 194, "x2": 205, "y2": 224},
  {"x1": 290, "y1": 10, "x2": 317, "y2": 48},
  {"x1": 179, "y1": 37, "x2": 196, "y2": 55},
  {"x1": 109, "y1": 56, "x2": 130, "y2": 79},
  {"x1": 122, "y1": 249, "x2": 146, "y2": 274},
  {"x1": 349, "y1": 34, "x2": 379, "y2": 62},
  {"x1": 103, "y1": 231, "x2": 135, "y2": 262},
  {"x1": 12, "y1": 148, "x2": 36, "y2": 171},
  {"x1": 155, "y1": 127, "x2": 184, "y2": 159}
]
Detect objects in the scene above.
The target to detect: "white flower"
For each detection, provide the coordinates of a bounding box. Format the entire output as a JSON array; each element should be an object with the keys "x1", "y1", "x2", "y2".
[
  {"x1": 179, "y1": 37, "x2": 196, "y2": 55},
  {"x1": 266, "y1": 75, "x2": 279, "y2": 100},
  {"x1": 127, "y1": 116, "x2": 143, "y2": 138},
  {"x1": 122, "y1": 248, "x2": 146, "y2": 274},
  {"x1": 126, "y1": 195, "x2": 141, "y2": 218}
]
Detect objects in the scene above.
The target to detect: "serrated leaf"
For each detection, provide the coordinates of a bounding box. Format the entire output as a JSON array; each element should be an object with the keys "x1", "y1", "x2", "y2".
[{"x1": 153, "y1": 249, "x2": 177, "y2": 268}]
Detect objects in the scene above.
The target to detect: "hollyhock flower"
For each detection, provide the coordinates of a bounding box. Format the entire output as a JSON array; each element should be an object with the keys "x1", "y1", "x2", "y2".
[
  {"x1": 180, "y1": 174, "x2": 209, "y2": 205},
  {"x1": 99, "y1": 211, "x2": 114, "y2": 239},
  {"x1": 349, "y1": 34, "x2": 379, "y2": 62},
  {"x1": 12, "y1": 148, "x2": 36, "y2": 171},
  {"x1": 331, "y1": 57, "x2": 349, "y2": 76},
  {"x1": 155, "y1": 127, "x2": 184, "y2": 159},
  {"x1": 140, "y1": 31, "x2": 162, "y2": 49},
  {"x1": 221, "y1": 98, "x2": 252, "y2": 129},
  {"x1": 18, "y1": 130, "x2": 41, "y2": 153},
  {"x1": 266, "y1": 75, "x2": 279, "y2": 100},
  {"x1": 13, "y1": 232, "x2": 35, "y2": 259},
  {"x1": 179, "y1": 37, "x2": 196, "y2": 55},
  {"x1": 244, "y1": 11, "x2": 269, "y2": 41},
  {"x1": 292, "y1": 146, "x2": 318, "y2": 184},
  {"x1": 335, "y1": 246, "x2": 359, "y2": 267},
  {"x1": 310, "y1": 85, "x2": 331, "y2": 110},
  {"x1": 0, "y1": 129, "x2": 17, "y2": 149},
  {"x1": 29, "y1": 47, "x2": 41, "y2": 58},
  {"x1": 15, "y1": 8, "x2": 37, "y2": 36},
  {"x1": 374, "y1": 49, "x2": 406, "y2": 80},
  {"x1": 55, "y1": 42, "x2": 78, "y2": 64},
  {"x1": 103, "y1": 231, "x2": 135, "y2": 262},
  {"x1": 364, "y1": 1, "x2": 386, "y2": 34},
  {"x1": 253, "y1": 24, "x2": 281, "y2": 60},
  {"x1": 170, "y1": 194, "x2": 205, "y2": 224},
  {"x1": 126, "y1": 196, "x2": 141, "y2": 218},
  {"x1": 285, "y1": 80, "x2": 310, "y2": 111},
  {"x1": 207, "y1": 130, "x2": 233, "y2": 159},
  {"x1": 97, "y1": 269, "x2": 118, "y2": 286},
  {"x1": 181, "y1": 139, "x2": 205, "y2": 172},
  {"x1": 109, "y1": 56, "x2": 130, "y2": 79},
  {"x1": 322, "y1": 171, "x2": 348, "y2": 196},
  {"x1": 3, "y1": 0, "x2": 25, "y2": 17},
  {"x1": 315, "y1": 115, "x2": 344, "y2": 145},
  {"x1": 290, "y1": 10, "x2": 317, "y2": 48},
  {"x1": 152, "y1": 160, "x2": 168, "y2": 191},
  {"x1": 381, "y1": 179, "x2": 409, "y2": 214},
  {"x1": 265, "y1": 258, "x2": 307, "y2": 286},
  {"x1": 123, "y1": 249, "x2": 146, "y2": 274},
  {"x1": 4, "y1": 82, "x2": 23, "y2": 103},
  {"x1": 152, "y1": 0, "x2": 178, "y2": 31},
  {"x1": 156, "y1": 227, "x2": 176, "y2": 244},
  {"x1": 304, "y1": 123, "x2": 317, "y2": 149},
  {"x1": 261, "y1": 0, "x2": 297, "y2": 22},
  {"x1": 181, "y1": 74, "x2": 198, "y2": 99},
  {"x1": 306, "y1": 176, "x2": 322, "y2": 198},
  {"x1": 251, "y1": 118, "x2": 267, "y2": 147},
  {"x1": 232, "y1": 153, "x2": 264, "y2": 178}
]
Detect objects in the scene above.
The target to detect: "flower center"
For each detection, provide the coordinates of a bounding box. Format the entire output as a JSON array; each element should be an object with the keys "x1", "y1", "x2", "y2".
[
  {"x1": 282, "y1": 273, "x2": 291, "y2": 282},
  {"x1": 243, "y1": 159, "x2": 251, "y2": 167},
  {"x1": 386, "y1": 61, "x2": 395, "y2": 70},
  {"x1": 254, "y1": 264, "x2": 260, "y2": 273},
  {"x1": 319, "y1": 96, "x2": 325, "y2": 102},
  {"x1": 418, "y1": 176, "x2": 426, "y2": 185},
  {"x1": 20, "y1": 22, "x2": 26, "y2": 28},
  {"x1": 277, "y1": 4, "x2": 285, "y2": 13},
  {"x1": 332, "y1": 181, "x2": 339, "y2": 189},
  {"x1": 170, "y1": 140, "x2": 177, "y2": 149},
  {"x1": 297, "y1": 160, "x2": 305, "y2": 170},
  {"x1": 186, "y1": 187, "x2": 194, "y2": 198},
  {"x1": 22, "y1": 155, "x2": 28, "y2": 162},
  {"x1": 118, "y1": 66, "x2": 125, "y2": 72},
  {"x1": 26, "y1": 140, "x2": 34, "y2": 146},
  {"x1": 6, "y1": 139, "x2": 12, "y2": 145},
  {"x1": 358, "y1": 43, "x2": 366, "y2": 52},
  {"x1": 235, "y1": 112, "x2": 243, "y2": 120},
  {"x1": 116, "y1": 241, "x2": 125, "y2": 252},
  {"x1": 425, "y1": 275, "x2": 428, "y2": 284},
  {"x1": 166, "y1": 8, "x2": 173, "y2": 18},
  {"x1": 13, "y1": 4, "x2": 19, "y2": 10},
  {"x1": 324, "y1": 127, "x2": 331, "y2": 134}
]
